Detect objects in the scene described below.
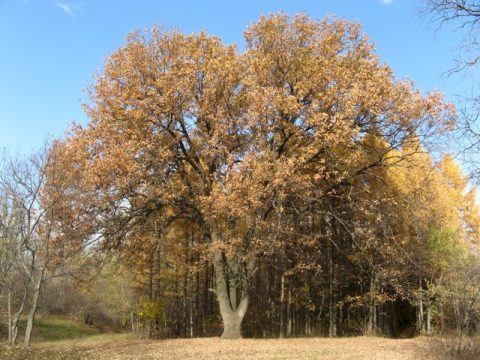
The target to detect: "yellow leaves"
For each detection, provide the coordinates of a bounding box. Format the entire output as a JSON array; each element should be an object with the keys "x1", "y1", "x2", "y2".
[
  {"x1": 138, "y1": 299, "x2": 163, "y2": 321},
  {"x1": 383, "y1": 144, "x2": 480, "y2": 260},
  {"x1": 439, "y1": 154, "x2": 468, "y2": 193}
]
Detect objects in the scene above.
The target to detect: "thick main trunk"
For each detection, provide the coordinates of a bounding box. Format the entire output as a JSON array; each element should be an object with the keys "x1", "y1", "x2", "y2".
[
  {"x1": 213, "y1": 251, "x2": 248, "y2": 339},
  {"x1": 220, "y1": 307, "x2": 245, "y2": 339}
]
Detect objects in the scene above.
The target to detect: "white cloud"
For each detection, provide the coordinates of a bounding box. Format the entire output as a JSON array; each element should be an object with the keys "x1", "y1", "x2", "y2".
[
  {"x1": 381, "y1": 0, "x2": 393, "y2": 4},
  {"x1": 54, "y1": 1, "x2": 86, "y2": 16},
  {"x1": 55, "y1": 3, "x2": 74, "y2": 16}
]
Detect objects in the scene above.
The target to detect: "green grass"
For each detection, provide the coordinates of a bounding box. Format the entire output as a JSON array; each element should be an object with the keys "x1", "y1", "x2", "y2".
[
  {"x1": 31, "y1": 315, "x2": 100, "y2": 342},
  {"x1": 0, "y1": 316, "x2": 100, "y2": 359},
  {"x1": 1, "y1": 315, "x2": 101, "y2": 343}
]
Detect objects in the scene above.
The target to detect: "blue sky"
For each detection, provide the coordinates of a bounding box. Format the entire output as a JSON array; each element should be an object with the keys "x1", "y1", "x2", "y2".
[{"x1": 0, "y1": 0, "x2": 471, "y2": 152}]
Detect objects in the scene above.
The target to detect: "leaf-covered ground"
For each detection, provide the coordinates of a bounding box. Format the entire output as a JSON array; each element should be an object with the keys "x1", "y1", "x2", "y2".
[{"x1": 2, "y1": 335, "x2": 474, "y2": 360}]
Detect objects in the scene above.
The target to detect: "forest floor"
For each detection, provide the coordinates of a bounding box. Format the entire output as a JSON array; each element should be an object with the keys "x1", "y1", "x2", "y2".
[{"x1": 1, "y1": 333, "x2": 475, "y2": 360}]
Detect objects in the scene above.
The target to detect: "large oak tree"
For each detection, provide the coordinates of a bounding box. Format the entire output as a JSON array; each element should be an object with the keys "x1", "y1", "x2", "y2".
[{"x1": 60, "y1": 14, "x2": 454, "y2": 338}]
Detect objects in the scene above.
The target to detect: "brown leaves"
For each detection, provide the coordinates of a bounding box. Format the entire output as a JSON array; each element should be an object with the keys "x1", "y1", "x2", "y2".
[{"x1": 56, "y1": 14, "x2": 457, "y2": 278}]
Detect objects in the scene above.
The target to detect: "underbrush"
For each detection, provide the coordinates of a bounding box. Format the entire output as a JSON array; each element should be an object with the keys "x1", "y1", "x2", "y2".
[{"x1": 424, "y1": 336, "x2": 480, "y2": 360}]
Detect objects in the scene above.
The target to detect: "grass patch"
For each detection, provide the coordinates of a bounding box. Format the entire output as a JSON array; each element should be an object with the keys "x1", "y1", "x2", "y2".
[{"x1": 31, "y1": 315, "x2": 99, "y2": 342}]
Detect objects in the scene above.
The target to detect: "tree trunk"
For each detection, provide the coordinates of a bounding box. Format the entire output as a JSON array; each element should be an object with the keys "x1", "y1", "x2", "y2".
[
  {"x1": 328, "y1": 240, "x2": 336, "y2": 337},
  {"x1": 287, "y1": 283, "x2": 292, "y2": 336},
  {"x1": 366, "y1": 272, "x2": 376, "y2": 335},
  {"x1": 219, "y1": 305, "x2": 246, "y2": 339},
  {"x1": 24, "y1": 272, "x2": 43, "y2": 348},
  {"x1": 7, "y1": 288, "x2": 12, "y2": 345},
  {"x1": 131, "y1": 312, "x2": 135, "y2": 334},
  {"x1": 10, "y1": 286, "x2": 29, "y2": 346},
  {"x1": 279, "y1": 275, "x2": 285, "y2": 338},
  {"x1": 454, "y1": 299, "x2": 464, "y2": 351},
  {"x1": 417, "y1": 281, "x2": 424, "y2": 335},
  {"x1": 426, "y1": 305, "x2": 431, "y2": 334},
  {"x1": 213, "y1": 251, "x2": 248, "y2": 339}
]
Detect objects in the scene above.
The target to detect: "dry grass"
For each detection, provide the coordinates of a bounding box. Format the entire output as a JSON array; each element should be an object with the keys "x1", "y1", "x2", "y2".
[{"x1": 2, "y1": 334, "x2": 474, "y2": 359}]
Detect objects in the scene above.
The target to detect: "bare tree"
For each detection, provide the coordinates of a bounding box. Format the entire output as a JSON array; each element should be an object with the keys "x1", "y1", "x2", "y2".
[
  {"x1": 0, "y1": 150, "x2": 47, "y2": 346},
  {"x1": 0, "y1": 143, "x2": 86, "y2": 347},
  {"x1": 422, "y1": 1, "x2": 480, "y2": 184},
  {"x1": 0, "y1": 189, "x2": 26, "y2": 345},
  {"x1": 426, "y1": 1, "x2": 480, "y2": 71}
]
